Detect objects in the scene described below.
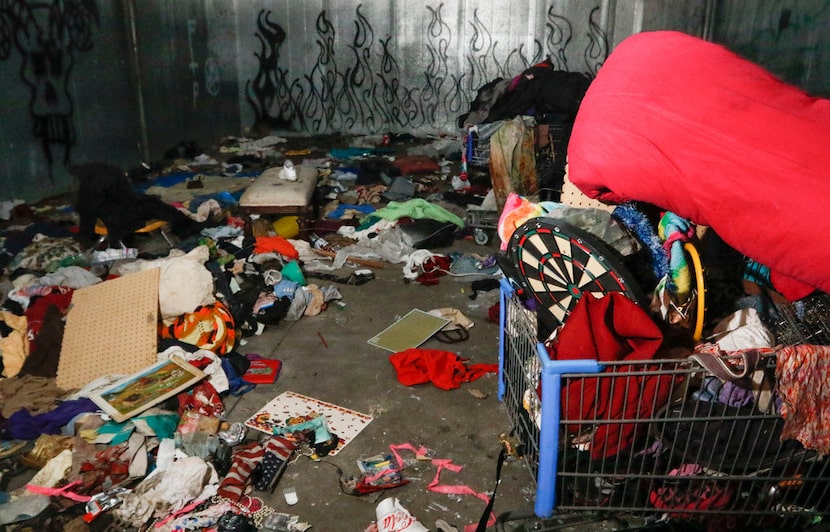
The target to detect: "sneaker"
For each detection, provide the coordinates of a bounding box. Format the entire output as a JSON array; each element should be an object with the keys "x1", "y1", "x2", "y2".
[{"x1": 0, "y1": 440, "x2": 28, "y2": 459}]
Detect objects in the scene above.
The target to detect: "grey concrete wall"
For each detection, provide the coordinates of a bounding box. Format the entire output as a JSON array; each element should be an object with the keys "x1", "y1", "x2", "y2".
[
  {"x1": 1, "y1": 0, "x2": 825, "y2": 204},
  {"x1": 0, "y1": 1, "x2": 139, "y2": 201}
]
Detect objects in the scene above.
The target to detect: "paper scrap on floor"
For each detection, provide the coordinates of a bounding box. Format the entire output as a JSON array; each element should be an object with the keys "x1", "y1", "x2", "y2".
[
  {"x1": 367, "y1": 308, "x2": 450, "y2": 352},
  {"x1": 244, "y1": 390, "x2": 373, "y2": 455}
]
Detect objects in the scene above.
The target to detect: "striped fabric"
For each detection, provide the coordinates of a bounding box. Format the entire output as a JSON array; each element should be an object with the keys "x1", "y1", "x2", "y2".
[
  {"x1": 254, "y1": 436, "x2": 296, "y2": 491},
  {"x1": 217, "y1": 441, "x2": 265, "y2": 501}
]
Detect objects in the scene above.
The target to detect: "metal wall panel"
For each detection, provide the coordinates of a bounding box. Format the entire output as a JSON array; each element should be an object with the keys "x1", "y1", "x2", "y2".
[
  {"x1": 130, "y1": 0, "x2": 243, "y2": 160},
  {"x1": 4, "y1": 0, "x2": 823, "y2": 204},
  {"x1": 713, "y1": 0, "x2": 830, "y2": 98},
  {"x1": 0, "y1": 1, "x2": 138, "y2": 201},
  {"x1": 232, "y1": 0, "x2": 585, "y2": 135}
]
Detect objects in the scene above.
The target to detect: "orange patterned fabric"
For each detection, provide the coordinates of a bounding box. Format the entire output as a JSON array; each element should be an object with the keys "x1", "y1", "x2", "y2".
[{"x1": 159, "y1": 301, "x2": 236, "y2": 355}]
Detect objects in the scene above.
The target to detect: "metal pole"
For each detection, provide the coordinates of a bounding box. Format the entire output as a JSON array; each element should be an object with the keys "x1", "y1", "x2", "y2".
[
  {"x1": 124, "y1": 0, "x2": 150, "y2": 163},
  {"x1": 702, "y1": 0, "x2": 718, "y2": 42}
]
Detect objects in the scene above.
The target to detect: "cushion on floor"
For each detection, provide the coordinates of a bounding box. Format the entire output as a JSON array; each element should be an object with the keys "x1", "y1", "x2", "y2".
[{"x1": 239, "y1": 164, "x2": 319, "y2": 209}]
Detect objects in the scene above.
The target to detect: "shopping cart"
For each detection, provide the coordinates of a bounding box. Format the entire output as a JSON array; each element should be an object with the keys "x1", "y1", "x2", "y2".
[
  {"x1": 465, "y1": 208, "x2": 500, "y2": 246},
  {"x1": 497, "y1": 267, "x2": 830, "y2": 528}
]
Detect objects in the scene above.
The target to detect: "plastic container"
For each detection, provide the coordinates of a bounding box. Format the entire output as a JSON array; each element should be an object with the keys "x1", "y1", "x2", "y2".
[
  {"x1": 273, "y1": 216, "x2": 300, "y2": 238},
  {"x1": 281, "y1": 260, "x2": 306, "y2": 285},
  {"x1": 280, "y1": 159, "x2": 297, "y2": 181}
]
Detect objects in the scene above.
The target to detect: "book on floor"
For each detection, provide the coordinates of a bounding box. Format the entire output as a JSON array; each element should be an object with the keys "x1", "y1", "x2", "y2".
[{"x1": 242, "y1": 358, "x2": 282, "y2": 384}]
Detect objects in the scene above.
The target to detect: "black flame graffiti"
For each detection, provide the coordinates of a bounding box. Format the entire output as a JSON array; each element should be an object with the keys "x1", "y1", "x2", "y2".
[
  {"x1": 421, "y1": 4, "x2": 450, "y2": 127},
  {"x1": 585, "y1": 6, "x2": 608, "y2": 77},
  {"x1": 377, "y1": 35, "x2": 405, "y2": 128},
  {"x1": 546, "y1": 6, "x2": 574, "y2": 70},
  {"x1": 304, "y1": 10, "x2": 341, "y2": 131},
  {"x1": 245, "y1": 9, "x2": 302, "y2": 131},
  {"x1": 244, "y1": 3, "x2": 608, "y2": 135},
  {"x1": 344, "y1": 5, "x2": 376, "y2": 130}
]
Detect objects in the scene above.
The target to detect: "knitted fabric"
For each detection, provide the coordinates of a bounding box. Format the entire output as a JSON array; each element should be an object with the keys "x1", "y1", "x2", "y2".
[{"x1": 657, "y1": 212, "x2": 695, "y2": 302}]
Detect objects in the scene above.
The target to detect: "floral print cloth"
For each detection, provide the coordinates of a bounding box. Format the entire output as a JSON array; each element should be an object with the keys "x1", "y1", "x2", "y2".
[{"x1": 776, "y1": 344, "x2": 830, "y2": 455}]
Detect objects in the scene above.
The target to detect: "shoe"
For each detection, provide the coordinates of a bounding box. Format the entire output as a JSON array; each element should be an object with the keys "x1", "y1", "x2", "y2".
[{"x1": 0, "y1": 440, "x2": 29, "y2": 459}]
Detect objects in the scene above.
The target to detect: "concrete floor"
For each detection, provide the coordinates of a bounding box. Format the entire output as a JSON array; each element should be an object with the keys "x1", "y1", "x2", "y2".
[
  {"x1": 224, "y1": 233, "x2": 697, "y2": 532},
  {"x1": 225, "y1": 235, "x2": 538, "y2": 531},
  {"x1": 0, "y1": 137, "x2": 748, "y2": 531}
]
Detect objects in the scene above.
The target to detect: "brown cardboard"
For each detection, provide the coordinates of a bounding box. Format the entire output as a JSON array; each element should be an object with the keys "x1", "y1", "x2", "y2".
[{"x1": 57, "y1": 268, "x2": 160, "y2": 391}]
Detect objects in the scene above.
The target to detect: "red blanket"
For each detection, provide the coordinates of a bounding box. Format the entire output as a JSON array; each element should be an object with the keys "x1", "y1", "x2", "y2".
[
  {"x1": 568, "y1": 31, "x2": 830, "y2": 300},
  {"x1": 547, "y1": 292, "x2": 674, "y2": 460},
  {"x1": 389, "y1": 348, "x2": 498, "y2": 391}
]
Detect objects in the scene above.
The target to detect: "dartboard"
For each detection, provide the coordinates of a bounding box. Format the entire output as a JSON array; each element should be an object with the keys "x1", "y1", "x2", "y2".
[{"x1": 507, "y1": 217, "x2": 644, "y2": 325}]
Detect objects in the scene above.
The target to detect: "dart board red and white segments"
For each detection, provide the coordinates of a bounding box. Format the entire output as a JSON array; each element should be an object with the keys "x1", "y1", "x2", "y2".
[{"x1": 506, "y1": 217, "x2": 644, "y2": 325}]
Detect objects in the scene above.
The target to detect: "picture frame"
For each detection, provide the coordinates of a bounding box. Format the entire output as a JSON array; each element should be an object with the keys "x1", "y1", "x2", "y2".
[
  {"x1": 367, "y1": 309, "x2": 450, "y2": 352},
  {"x1": 90, "y1": 355, "x2": 206, "y2": 423}
]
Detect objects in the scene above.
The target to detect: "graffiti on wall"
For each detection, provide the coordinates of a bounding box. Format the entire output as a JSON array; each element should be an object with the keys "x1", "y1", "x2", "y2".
[
  {"x1": 187, "y1": 19, "x2": 200, "y2": 108},
  {"x1": 185, "y1": 17, "x2": 221, "y2": 108},
  {"x1": 246, "y1": 3, "x2": 607, "y2": 134},
  {"x1": 246, "y1": 9, "x2": 295, "y2": 131},
  {"x1": 0, "y1": 0, "x2": 99, "y2": 180}
]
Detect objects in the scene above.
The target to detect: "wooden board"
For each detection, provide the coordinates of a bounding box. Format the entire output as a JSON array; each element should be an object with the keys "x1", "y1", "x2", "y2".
[{"x1": 57, "y1": 268, "x2": 160, "y2": 391}]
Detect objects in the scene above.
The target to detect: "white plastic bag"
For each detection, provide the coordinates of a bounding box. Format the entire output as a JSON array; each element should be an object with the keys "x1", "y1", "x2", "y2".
[{"x1": 375, "y1": 497, "x2": 429, "y2": 532}]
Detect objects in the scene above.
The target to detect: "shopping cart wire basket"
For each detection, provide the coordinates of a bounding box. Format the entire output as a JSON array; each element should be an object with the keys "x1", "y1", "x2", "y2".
[{"x1": 498, "y1": 277, "x2": 830, "y2": 527}]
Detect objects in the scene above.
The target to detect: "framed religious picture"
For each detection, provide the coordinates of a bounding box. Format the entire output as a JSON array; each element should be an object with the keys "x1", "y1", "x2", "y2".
[{"x1": 90, "y1": 356, "x2": 206, "y2": 423}]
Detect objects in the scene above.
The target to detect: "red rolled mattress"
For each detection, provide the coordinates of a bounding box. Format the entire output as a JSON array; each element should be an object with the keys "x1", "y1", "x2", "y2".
[{"x1": 568, "y1": 31, "x2": 830, "y2": 299}]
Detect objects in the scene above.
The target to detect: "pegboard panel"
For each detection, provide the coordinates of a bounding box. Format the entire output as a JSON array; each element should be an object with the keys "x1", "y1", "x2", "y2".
[
  {"x1": 57, "y1": 268, "x2": 160, "y2": 391},
  {"x1": 560, "y1": 167, "x2": 615, "y2": 212}
]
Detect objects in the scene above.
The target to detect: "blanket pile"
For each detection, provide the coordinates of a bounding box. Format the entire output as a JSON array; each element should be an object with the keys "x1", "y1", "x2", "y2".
[{"x1": 568, "y1": 31, "x2": 830, "y2": 300}]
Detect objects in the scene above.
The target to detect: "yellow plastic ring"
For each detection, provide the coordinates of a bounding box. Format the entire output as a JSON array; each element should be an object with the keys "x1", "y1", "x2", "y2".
[{"x1": 683, "y1": 242, "x2": 706, "y2": 342}]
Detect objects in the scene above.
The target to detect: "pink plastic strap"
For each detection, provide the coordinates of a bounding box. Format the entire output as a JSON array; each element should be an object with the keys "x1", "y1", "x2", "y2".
[
  {"x1": 389, "y1": 443, "x2": 496, "y2": 531},
  {"x1": 388, "y1": 442, "x2": 432, "y2": 468},
  {"x1": 428, "y1": 458, "x2": 495, "y2": 531},
  {"x1": 155, "y1": 498, "x2": 207, "y2": 528},
  {"x1": 26, "y1": 480, "x2": 91, "y2": 503}
]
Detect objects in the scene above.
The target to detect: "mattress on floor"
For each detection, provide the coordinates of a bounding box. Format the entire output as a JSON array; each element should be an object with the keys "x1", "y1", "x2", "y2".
[{"x1": 239, "y1": 164, "x2": 319, "y2": 210}]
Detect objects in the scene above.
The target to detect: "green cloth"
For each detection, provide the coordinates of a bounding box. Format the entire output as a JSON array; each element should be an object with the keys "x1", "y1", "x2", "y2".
[
  {"x1": 99, "y1": 412, "x2": 179, "y2": 445},
  {"x1": 360, "y1": 199, "x2": 465, "y2": 229}
]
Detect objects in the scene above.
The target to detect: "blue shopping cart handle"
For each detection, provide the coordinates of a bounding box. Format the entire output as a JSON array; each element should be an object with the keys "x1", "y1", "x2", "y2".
[{"x1": 536, "y1": 343, "x2": 602, "y2": 375}]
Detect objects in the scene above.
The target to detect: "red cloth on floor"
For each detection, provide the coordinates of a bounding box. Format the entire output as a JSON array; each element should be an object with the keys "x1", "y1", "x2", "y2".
[
  {"x1": 24, "y1": 288, "x2": 74, "y2": 342},
  {"x1": 547, "y1": 292, "x2": 674, "y2": 460},
  {"x1": 568, "y1": 31, "x2": 830, "y2": 300},
  {"x1": 415, "y1": 255, "x2": 451, "y2": 286},
  {"x1": 392, "y1": 155, "x2": 441, "y2": 175},
  {"x1": 253, "y1": 236, "x2": 299, "y2": 259},
  {"x1": 389, "y1": 348, "x2": 498, "y2": 391}
]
